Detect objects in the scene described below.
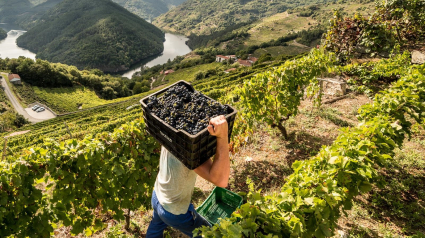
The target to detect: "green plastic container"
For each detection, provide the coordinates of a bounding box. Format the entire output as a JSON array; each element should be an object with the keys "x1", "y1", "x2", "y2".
[{"x1": 196, "y1": 187, "x2": 243, "y2": 225}]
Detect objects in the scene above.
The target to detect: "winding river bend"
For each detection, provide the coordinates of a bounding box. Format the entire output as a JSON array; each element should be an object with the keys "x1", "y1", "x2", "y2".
[
  {"x1": 0, "y1": 23, "x2": 36, "y2": 60},
  {"x1": 121, "y1": 33, "x2": 191, "y2": 78},
  {"x1": 0, "y1": 23, "x2": 191, "y2": 78}
]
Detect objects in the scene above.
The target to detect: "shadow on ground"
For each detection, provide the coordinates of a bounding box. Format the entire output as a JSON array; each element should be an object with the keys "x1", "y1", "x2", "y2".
[
  {"x1": 284, "y1": 130, "x2": 335, "y2": 167},
  {"x1": 229, "y1": 160, "x2": 293, "y2": 194}
]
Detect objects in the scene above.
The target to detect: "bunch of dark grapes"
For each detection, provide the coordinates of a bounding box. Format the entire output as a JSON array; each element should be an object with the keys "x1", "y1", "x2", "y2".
[{"x1": 146, "y1": 83, "x2": 229, "y2": 135}]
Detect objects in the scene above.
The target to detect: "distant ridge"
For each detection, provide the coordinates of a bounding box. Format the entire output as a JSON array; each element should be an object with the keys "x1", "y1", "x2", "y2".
[
  {"x1": 15, "y1": 0, "x2": 65, "y2": 29},
  {"x1": 0, "y1": 0, "x2": 186, "y2": 27},
  {"x1": 153, "y1": 0, "x2": 334, "y2": 36},
  {"x1": 111, "y1": 0, "x2": 187, "y2": 20},
  {"x1": 0, "y1": 0, "x2": 34, "y2": 23},
  {"x1": 16, "y1": 0, "x2": 165, "y2": 72}
]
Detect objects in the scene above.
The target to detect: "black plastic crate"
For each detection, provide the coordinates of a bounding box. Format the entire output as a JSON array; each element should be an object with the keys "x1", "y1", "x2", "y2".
[{"x1": 140, "y1": 80, "x2": 237, "y2": 170}]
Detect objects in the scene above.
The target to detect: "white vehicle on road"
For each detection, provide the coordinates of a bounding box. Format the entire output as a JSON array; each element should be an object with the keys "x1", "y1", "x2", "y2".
[
  {"x1": 32, "y1": 105, "x2": 40, "y2": 111},
  {"x1": 36, "y1": 107, "x2": 45, "y2": 112}
]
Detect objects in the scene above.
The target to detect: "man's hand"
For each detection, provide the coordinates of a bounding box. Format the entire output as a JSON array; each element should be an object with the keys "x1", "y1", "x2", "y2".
[{"x1": 208, "y1": 115, "x2": 228, "y2": 140}]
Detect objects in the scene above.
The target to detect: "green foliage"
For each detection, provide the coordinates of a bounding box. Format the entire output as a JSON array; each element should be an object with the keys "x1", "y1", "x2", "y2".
[
  {"x1": 256, "y1": 53, "x2": 274, "y2": 64},
  {"x1": 0, "y1": 118, "x2": 160, "y2": 236},
  {"x1": 14, "y1": 0, "x2": 64, "y2": 29},
  {"x1": 0, "y1": 112, "x2": 30, "y2": 133},
  {"x1": 0, "y1": 0, "x2": 36, "y2": 23},
  {"x1": 47, "y1": 119, "x2": 160, "y2": 234},
  {"x1": 13, "y1": 114, "x2": 29, "y2": 127},
  {"x1": 0, "y1": 88, "x2": 30, "y2": 131},
  {"x1": 1, "y1": 57, "x2": 132, "y2": 101},
  {"x1": 237, "y1": 49, "x2": 335, "y2": 139},
  {"x1": 0, "y1": 28, "x2": 7, "y2": 40},
  {"x1": 196, "y1": 62, "x2": 425, "y2": 237},
  {"x1": 324, "y1": 0, "x2": 425, "y2": 59},
  {"x1": 132, "y1": 81, "x2": 150, "y2": 95},
  {"x1": 0, "y1": 85, "x2": 12, "y2": 111},
  {"x1": 16, "y1": 0, "x2": 165, "y2": 72},
  {"x1": 338, "y1": 50, "x2": 412, "y2": 94},
  {"x1": 0, "y1": 156, "x2": 52, "y2": 238}
]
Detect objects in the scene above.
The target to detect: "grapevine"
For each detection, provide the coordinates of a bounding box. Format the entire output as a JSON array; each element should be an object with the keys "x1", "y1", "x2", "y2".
[
  {"x1": 236, "y1": 49, "x2": 336, "y2": 139},
  {"x1": 324, "y1": 0, "x2": 425, "y2": 60},
  {"x1": 0, "y1": 119, "x2": 160, "y2": 236},
  {"x1": 195, "y1": 64, "x2": 425, "y2": 237}
]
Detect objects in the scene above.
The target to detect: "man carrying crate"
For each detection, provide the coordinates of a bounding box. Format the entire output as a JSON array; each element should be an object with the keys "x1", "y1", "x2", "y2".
[{"x1": 146, "y1": 115, "x2": 230, "y2": 238}]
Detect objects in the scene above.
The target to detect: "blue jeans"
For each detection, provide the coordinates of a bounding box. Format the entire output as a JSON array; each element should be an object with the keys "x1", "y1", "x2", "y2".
[{"x1": 146, "y1": 191, "x2": 211, "y2": 238}]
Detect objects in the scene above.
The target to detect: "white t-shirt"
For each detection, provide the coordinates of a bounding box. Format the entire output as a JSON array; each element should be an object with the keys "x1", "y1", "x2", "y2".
[{"x1": 154, "y1": 147, "x2": 198, "y2": 215}]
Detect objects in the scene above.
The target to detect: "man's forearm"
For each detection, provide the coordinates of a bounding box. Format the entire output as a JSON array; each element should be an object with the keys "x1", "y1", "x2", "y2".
[
  {"x1": 193, "y1": 115, "x2": 230, "y2": 187},
  {"x1": 209, "y1": 137, "x2": 230, "y2": 187}
]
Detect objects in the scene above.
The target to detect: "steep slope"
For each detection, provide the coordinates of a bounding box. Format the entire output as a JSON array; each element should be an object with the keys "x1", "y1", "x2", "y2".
[
  {"x1": 16, "y1": 0, "x2": 165, "y2": 72},
  {"x1": 15, "y1": 0, "x2": 65, "y2": 29},
  {"x1": 153, "y1": 0, "x2": 334, "y2": 36},
  {"x1": 0, "y1": 0, "x2": 33, "y2": 23},
  {"x1": 111, "y1": 0, "x2": 186, "y2": 20},
  {"x1": 113, "y1": 0, "x2": 167, "y2": 20},
  {"x1": 1, "y1": 0, "x2": 185, "y2": 28},
  {"x1": 186, "y1": 1, "x2": 375, "y2": 50}
]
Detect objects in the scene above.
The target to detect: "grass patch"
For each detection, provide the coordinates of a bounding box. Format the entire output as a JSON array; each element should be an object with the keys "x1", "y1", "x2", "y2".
[
  {"x1": 0, "y1": 77, "x2": 13, "y2": 113},
  {"x1": 246, "y1": 12, "x2": 316, "y2": 46}
]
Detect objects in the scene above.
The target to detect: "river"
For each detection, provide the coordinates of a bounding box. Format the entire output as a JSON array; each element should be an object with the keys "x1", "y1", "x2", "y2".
[
  {"x1": 121, "y1": 33, "x2": 191, "y2": 78},
  {"x1": 0, "y1": 23, "x2": 191, "y2": 78},
  {"x1": 0, "y1": 23, "x2": 36, "y2": 60}
]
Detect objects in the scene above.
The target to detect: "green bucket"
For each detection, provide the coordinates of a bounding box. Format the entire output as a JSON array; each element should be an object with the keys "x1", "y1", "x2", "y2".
[{"x1": 196, "y1": 187, "x2": 243, "y2": 225}]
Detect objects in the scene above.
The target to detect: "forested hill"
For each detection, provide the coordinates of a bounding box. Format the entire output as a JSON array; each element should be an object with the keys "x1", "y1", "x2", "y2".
[
  {"x1": 16, "y1": 0, "x2": 165, "y2": 73},
  {"x1": 1, "y1": 0, "x2": 185, "y2": 28},
  {"x1": 0, "y1": 28, "x2": 6, "y2": 40},
  {"x1": 153, "y1": 0, "x2": 334, "y2": 36},
  {"x1": 111, "y1": 0, "x2": 186, "y2": 20},
  {"x1": 0, "y1": 0, "x2": 33, "y2": 23},
  {"x1": 14, "y1": 0, "x2": 65, "y2": 29}
]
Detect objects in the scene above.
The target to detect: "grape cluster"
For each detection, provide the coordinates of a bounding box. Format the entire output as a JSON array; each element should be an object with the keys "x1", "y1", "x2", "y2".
[{"x1": 146, "y1": 83, "x2": 229, "y2": 135}]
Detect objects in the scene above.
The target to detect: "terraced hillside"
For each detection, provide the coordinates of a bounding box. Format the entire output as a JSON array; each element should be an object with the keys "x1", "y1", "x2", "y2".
[
  {"x1": 0, "y1": 54, "x2": 301, "y2": 156},
  {"x1": 153, "y1": 0, "x2": 336, "y2": 36},
  {"x1": 186, "y1": 0, "x2": 375, "y2": 58}
]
